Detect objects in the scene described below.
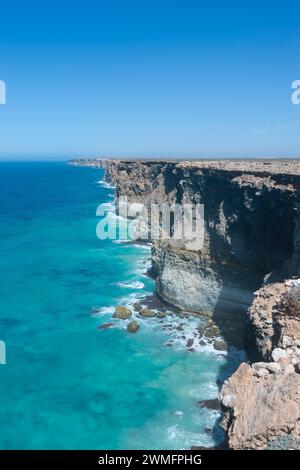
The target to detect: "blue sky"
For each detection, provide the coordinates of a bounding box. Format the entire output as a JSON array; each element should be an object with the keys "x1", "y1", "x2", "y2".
[{"x1": 0, "y1": 0, "x2": 300, "y2": 159}]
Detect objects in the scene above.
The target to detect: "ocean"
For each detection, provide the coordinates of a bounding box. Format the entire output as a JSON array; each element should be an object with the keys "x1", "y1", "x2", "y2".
[{"x1": 0, "y1": 161, "x2": 236, "y2": 449}]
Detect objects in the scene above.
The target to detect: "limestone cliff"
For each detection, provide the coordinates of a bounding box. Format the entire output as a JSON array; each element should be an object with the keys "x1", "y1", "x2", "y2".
[{"x1": 73, "y1": 159, "x2": 300, "y2": 318}]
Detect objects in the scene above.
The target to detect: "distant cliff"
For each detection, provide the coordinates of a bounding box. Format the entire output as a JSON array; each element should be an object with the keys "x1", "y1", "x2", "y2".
[{"x1": 70, "y1": 158, "x2": 300, "y2": 449}]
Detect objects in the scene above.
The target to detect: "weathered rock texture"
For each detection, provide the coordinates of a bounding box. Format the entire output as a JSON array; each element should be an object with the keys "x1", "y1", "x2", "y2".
[
  {"x1": 247, "y1": 279, "x2": 300, "y2": 361},
  {"x1": 220, "y1": 362, "x2": 300, "y2": 450},
  {"x1": 220, "y1": 279, "x2": 300, "y2": 449},
  {"x1": 70, "y1": 158, "x2": 300, "y2": 449}
]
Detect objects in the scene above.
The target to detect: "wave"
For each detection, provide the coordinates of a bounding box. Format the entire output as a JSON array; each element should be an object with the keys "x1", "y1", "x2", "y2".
[
  {"x1": 92, "y1": 306, "x2": 115, "y2": 316},
  {"x1": 115, "y1": 280, "x2": 145, "y2": 289},
  {"x1": 96, "y1": 180, "x2": 116, "y2": 189}
]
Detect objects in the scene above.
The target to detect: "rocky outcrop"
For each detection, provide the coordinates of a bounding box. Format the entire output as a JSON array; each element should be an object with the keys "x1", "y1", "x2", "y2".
[
  {"x1": 219, "y1": 279, "x2": 300, "y2": 450},
  {"x1": 220, "y1": 362, "x2": 300, "y2": 450},
  {"x1": 70, "y1": 158, "x2": 300, "y2": 449},
  {"x1": 247, "y1": 279, "x2": 300, "y2": 361}
]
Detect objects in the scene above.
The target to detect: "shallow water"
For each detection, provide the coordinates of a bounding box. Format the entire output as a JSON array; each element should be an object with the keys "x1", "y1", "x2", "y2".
[{"x1": 0, "y1": 162, "x2": 237, "y2": 449}]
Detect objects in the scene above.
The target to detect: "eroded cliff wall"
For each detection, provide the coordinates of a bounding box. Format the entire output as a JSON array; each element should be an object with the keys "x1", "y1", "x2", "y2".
[{"x1": 90, "y1": 159, "x2": 300, "y2": 322}]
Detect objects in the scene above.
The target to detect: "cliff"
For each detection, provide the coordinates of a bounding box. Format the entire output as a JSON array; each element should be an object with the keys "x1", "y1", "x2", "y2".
[
  {"x1": 74, "y1": 159, "x2": 300, "y2": 316},
  {"x1": 70, "y1": 158, "x2": 300, "y2": 449}
]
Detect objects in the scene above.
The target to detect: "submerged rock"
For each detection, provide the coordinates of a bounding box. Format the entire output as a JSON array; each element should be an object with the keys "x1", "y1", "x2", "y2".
[
  {"x1": 157, "y1": 312, "x2": 166, "y2": 318},
  {"x1": 127, "y1": 320, "x2": 139, "y2": 333},
  {"x1": 198, "y1": 398, "x2": 221, "y2": 411},
  {"x1": 139, "y1": 308, "x2": 156, "y2": 318},
  {"x1": 213, "y1": 339, "x2": 228, "y2": 351},
  {"x1": 133, "y1": 302, "x2": 142, "y2": 312},
  {"x1": 98, "y1": 323, "x2": 114, "y2": 330},
  {"x1": 113, "y1": 306, "x2": 132, "y2": 319}
]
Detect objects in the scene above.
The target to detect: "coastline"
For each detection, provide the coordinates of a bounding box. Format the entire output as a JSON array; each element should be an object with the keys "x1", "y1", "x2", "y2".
[{"x1": 91, "y1": 163, "x2": 248, "y2": 449}]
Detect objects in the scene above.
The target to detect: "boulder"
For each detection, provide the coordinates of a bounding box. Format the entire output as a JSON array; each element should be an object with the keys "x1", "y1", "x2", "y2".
[
  {"x1": 157, "y1": 312, "x2": 166, "y2": 318},
  {"x1": 254, "y1": 368, "x2": 269, "y2": 378},
  {"x1": 140, "y1": 308, "x2": 156, "y2": 318},
  {"x1": 133, "y1": 302, "x2": 142, "y2": 312},
  {"x1": 272, "y1": 348, "x2": 289, "y2": 363},
  {"x1": 127, "y1": 320, "x2": 139, "y2": 333},
  {"x1": 252, "y1": 362, "x2": 268, "y2": 371},
  {"x1": 113, "y1": 306, "x2": 132, "y2": 319},
  {"x1": 266, "y1": 363, "x2": 282, "y2": 374},
  {"x1": 213, "y1": 339, "x2": 228, "y2": 351}
]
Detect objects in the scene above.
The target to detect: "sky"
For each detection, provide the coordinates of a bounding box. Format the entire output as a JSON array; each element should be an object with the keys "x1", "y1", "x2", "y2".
[{"x1": 0, "y1": 0, "x2": 300, "y2": 160}]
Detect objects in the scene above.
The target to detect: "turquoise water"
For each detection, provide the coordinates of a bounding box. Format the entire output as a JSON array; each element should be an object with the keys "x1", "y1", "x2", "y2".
[{"x1": 0, "y1": 162, "x2": 232, "y2": 450}]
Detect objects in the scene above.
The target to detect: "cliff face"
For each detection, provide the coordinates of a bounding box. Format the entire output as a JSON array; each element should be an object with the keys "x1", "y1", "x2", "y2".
[
  {"x1": 70, "y1": 158, "x2": 300, "y2": 449},
  {"x1": 91, "y1": 159, "x2": 300, "y2": 320}
]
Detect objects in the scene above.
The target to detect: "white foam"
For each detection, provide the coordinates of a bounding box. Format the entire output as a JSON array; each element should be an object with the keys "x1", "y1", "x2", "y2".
[
  {"x1": 130, "y1": 243, "x2": 152, "y2": 250},
  {"x1": 166, "y1": 424, "x2": 211, "y2": 449},
  {"x1": 115, "y1": 280, "x2": 145, "y2": 290},
  {"x1": 92, "y1": 306, "x2": 115, "y2": 316},
  {"x1": 96, "y1": 180, "x2": 116, "y2": 189}
]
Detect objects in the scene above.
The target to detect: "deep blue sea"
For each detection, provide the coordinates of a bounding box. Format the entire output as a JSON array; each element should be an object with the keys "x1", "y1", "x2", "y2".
[{"x1": 0, "y1": 162, "x2": 236, "y2": 449}]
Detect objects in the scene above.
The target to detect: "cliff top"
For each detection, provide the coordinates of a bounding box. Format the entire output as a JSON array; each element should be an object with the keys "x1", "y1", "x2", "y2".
[{"x1": 70, "y1": 158, "x2": 300, "y2": 177}]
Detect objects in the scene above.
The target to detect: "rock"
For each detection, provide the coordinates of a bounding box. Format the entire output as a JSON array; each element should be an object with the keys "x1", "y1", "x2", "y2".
[
  {"x1": 157, "y1": 312, "x2": 166, "y2": 318},
  {"x1": 98, "y1": 322, "x2": 114, "y2": 330},
  {"x1": 198, "y1": 398, "x2": 221, "y2": 411},
  {"x1": 254, "y1": 368, "x2": 269, "y2": 378},
  {"x1": 113, "y1": 306, "x2": 132, "y2": 319},
  {"x1": 266, "y1": 363, "x2": 282, "y2": 374},
  {"x1": 204, "y1": 322, "x2": 221, "y2": 338},
  {"x1": 197, "y1": 323, "x2": 207, "y2": 337},
  {"x1": 175, "y1": 325, "x2": 184, "y2": 331},
  {"x1": 213, "y1": 339, "x2": 228, "y2": 351},
  {"x1": 139, "y1": 308, "x2": 156, "y2": 318},
  {"x1": 127, "y1": 320, "x2": 139, "y2": 333},
  {"x1": 133, "y1": 302, "x2": 142, "y2": 312},
  {"x1": 295, "y1": 363, "x2": 300, "y2": 374},
  {"x1": 283, "y1": 364, "x2": 295, "y2": 375},
  {"x1": 220, "y1": 362, "x2": 300, "y2": 449},
  {"x1": 191, "y1": 443, "x2": 227, "y2": 450},
  {"x1": 205, "y1": 427, "x2": 213, "y2": 434},
  {"x1": 272, "y1": 348, "x2": 289, "y2": 363},
  {"x1": 252, "y1": 362, "x2": 268, "y2": 371},
  {"x1": 186, "y1": 338, "x2": 194, "y2": 348}
]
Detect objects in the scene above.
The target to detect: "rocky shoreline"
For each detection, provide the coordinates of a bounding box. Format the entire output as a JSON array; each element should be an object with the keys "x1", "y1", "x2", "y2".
[{"x1": 70, "y1": 158, "x2": 300, "y2": 450}]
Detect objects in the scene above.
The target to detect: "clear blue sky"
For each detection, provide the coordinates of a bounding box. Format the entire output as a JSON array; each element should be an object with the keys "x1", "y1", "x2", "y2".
[{"x1": 0, "y1": 0, "x2": 300, "y2": 159}]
